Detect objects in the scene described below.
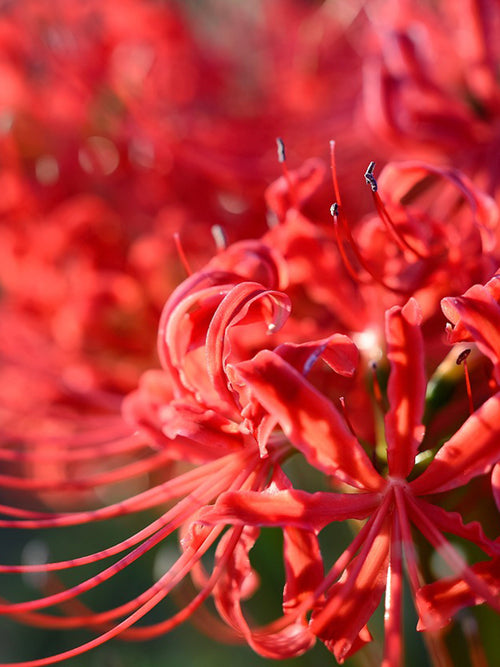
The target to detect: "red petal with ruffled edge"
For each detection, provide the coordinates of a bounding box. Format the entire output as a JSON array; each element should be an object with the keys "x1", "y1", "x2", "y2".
[
  {"x1": 200, "y1": 488, "x2": 380, "y2": 532},
  {"x1": 385, "y1": 298, "x2": 426, "y2": 478},
  {"x1": 233, "y1": 350, "x2": 385, "y2": 491},
  {"x1": 410, "y1": 391, "x2": 500, "y2": 495},
  {"x1": 416, "y1": 557, "x2": 500, "y2": 631},
  {"x1": 411, "y1": 499, "x2": 500, "y2": 557},
  {"x1": 442, "y1": 272, "x2": 500, "y2": 343},
  {"x1": 282, "y1": 526, "x2": 323, "y2": 613}
]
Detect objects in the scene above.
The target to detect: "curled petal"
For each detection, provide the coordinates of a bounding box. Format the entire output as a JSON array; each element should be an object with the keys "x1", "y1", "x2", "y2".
[
  {"x1": 385, "y1": 298, "x2": 426, "y2": 478},
  {"x1": 283, "y1": 527, "x2": 323, "y2": 613},
  {"x1": 410, "y1": 391, "x2": 500, "y2": 495},
  {"x1": 442, "y1": 272, "x2": 500, "y2": 342},
  {"x1": 213, "y1": 526, "x2": 315, "y2": 659},
  {"x1": 207, "y1": 282, "x2": 291, "y2": 407},
  {"x1": 378, "y1": 162, "x2": 499, "y2": 251},
  {"x1": 207, "y1": 240, "x2": 289, "y2": 291},
  {"x1": 233, "y1": 351, "x2": 385, "y2": 491},
  {"x1": 416, "y1": 557, "x2": 500, "y2": 631}
]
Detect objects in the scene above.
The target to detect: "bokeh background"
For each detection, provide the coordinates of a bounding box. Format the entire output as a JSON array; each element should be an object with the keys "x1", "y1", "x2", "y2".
[{"x1": 1, "y1": 0, "x2": 499, "y2": 665}]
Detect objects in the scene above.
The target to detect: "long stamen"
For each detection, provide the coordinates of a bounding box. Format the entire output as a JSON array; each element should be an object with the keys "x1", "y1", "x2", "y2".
[
  {"x1": 395, "y1": 488, "x2": 454, "y2": 667},
  {"x1": 329, "y1": 146, "x2": 411, "y2": 294},
  {"x1": 456, "y1": 348, "x2": 474, "y2": 415},
  {"x1": 364, "y1": 162, "x2": 428, "y2": 260},
  {"x1": 330, "y1": 203, "x2": 372, "y2": 285},
  {"x1": 173, "y1": 232, "x2": 193, "y2": 276}
]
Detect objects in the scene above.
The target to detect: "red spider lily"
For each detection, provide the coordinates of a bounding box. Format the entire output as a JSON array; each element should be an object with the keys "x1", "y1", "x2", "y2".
[
  {"x1": 201, "y1": 297, "x2": 500, "y2": 665},
  {"x1": 2, "y1": 143, "x2": 500, "y2": 664},
  {"x1": 0, "y1": 238, "x2": 360, "y2": 665}
]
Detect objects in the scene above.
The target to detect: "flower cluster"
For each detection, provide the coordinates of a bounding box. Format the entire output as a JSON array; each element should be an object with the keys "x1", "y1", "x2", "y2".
[{"x1": 1, "y1": 2, "x2": 500, "y2": 667}]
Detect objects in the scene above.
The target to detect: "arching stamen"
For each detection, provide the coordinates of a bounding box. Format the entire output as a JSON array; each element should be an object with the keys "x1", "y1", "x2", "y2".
[
  {"x1": 211, "y1": 225, "x2": 228, "y2": 253},
  {"x1": 330, "y1": 203, "x2": 372, "y2": 285},
  {"x1": 173, "y1": 232, "x2": 193, "y2": 277},
  {"x1": 456, "y1": 348, "x2": 474, "y2": 415},
  {"x1": 364, "y1": 162, "x2": 428, "y2": 260},
  {"x1": 329, "y1": 147, "x2": 410, "y2": 294},
  {"x1": 329, "y1": 140, "x2": 342, "y2": 206}
]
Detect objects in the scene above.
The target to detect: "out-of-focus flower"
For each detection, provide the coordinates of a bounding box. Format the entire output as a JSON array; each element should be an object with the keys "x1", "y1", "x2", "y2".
[
  {"x1": 364, "y1": 0, "x2": 500, "y2": 197},
  {"x1": 264, "y1": 147, "x2": 500, "y2": 360},
  {"x1": 0, "y1": 0, "x2": 376, "y2": 398}
]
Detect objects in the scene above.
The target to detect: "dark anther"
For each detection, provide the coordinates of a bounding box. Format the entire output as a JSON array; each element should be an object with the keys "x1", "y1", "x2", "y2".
[
  {"x1": 330, "y1": 202, "x2": 339, "y2": 217},
  {"x1": 276, "y1": 137, "x2": 286, "y2": 163},
  {"x1": 456, "y1": 348, "x2": 472, "y2": 365},
  {"x1": 364, "y1": 161, "x2": 378, "y2": 192}
]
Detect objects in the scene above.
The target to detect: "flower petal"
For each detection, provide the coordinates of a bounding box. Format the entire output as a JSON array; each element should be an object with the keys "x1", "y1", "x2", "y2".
[
  {"x1": 213, "y1": 526, "x2": 315, "y2": 659},
  {"x1": 283, "y1": 527, "x2": 323, "y2": 613},
  {"x1": 410, "y1": 391, "x2": 500, "y2": 495},
  {"x1": 441, "y1": 282, "x2": 500, "y2": 381},
  {"x1": 265, "y1": 158, "x2": 326, "y2": 222},
  {"x1": 409, "y1": 498, "x2": 500, "y2": 557},
  {"x1": 275, "y1": 334, "x2": 359, "y2": 377},
  {"x1": 206, "y1": 281, "x2": 291, "y2": 407},
  {"x1": 385, "y1": 298, "x2": 426, "y2": 478},
  {"x1": 233, "y1": 351, "x2": 385, "y2": 491},
  {"x1": 416, "y1": 557, "x2": 500, "y2": 631},
  {"x1": 200, "y1": 488, "x2": 380, "y2": 532},
  {"x1": 311, "y1": 517, "x2": 390, "y2": 663}
]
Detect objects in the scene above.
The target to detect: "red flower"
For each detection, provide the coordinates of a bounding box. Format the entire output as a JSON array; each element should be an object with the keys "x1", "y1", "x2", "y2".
[
  {"x1": 202, "y1": 297, "x2": 500, "y2": 664},
  {"x1": 364, "y1": 0, "x2": 500, "y2": 198},
  {"x1": 0, "y1": 238, "x2": 360, "y2": 665}
]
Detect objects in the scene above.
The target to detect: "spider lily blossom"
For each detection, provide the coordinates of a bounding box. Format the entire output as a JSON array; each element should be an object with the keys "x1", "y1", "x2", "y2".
[
  {"x1": 1, "y1": 153, "x2": 500, "y2": 666},
  {"x1": 201, "y1": 297, "x2": 500, "y2": 665},
  {"x1": 0, "y1": 238, "x2": 359, "y2": 665}
]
